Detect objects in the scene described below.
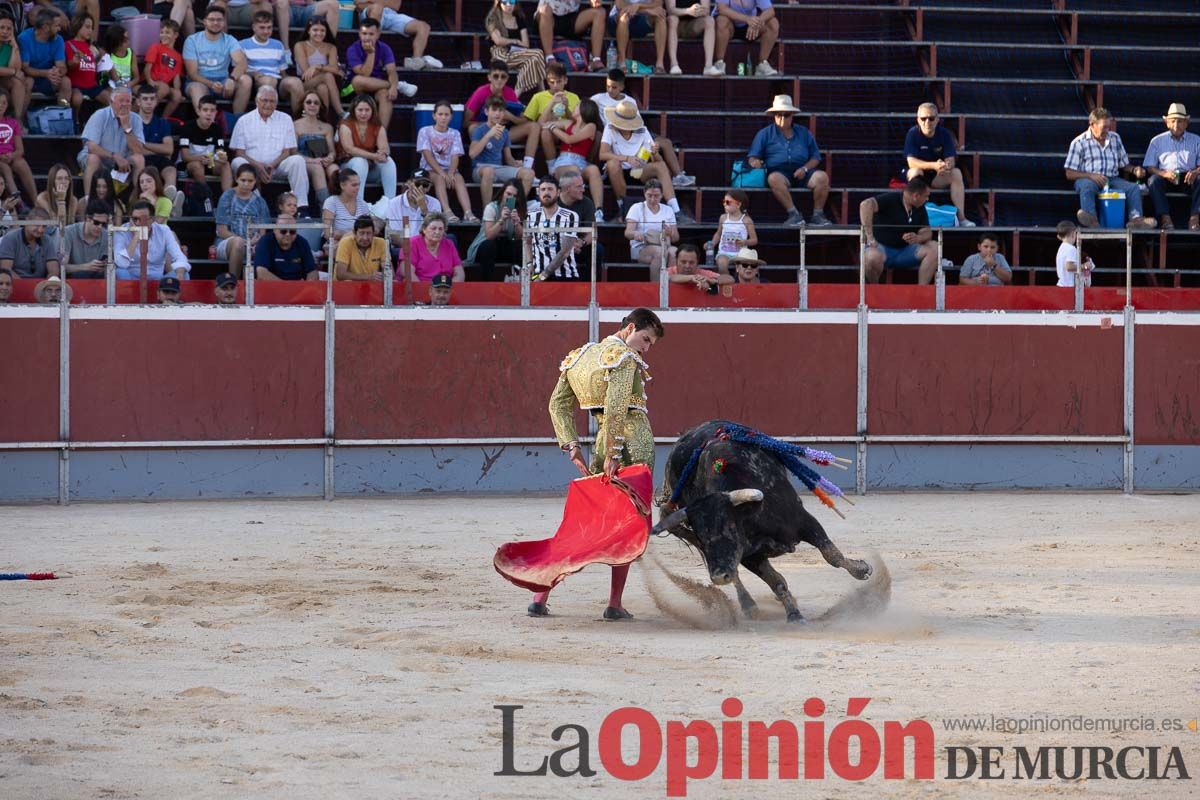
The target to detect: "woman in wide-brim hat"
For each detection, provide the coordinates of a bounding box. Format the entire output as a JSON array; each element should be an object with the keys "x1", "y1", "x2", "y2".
[{"x1": 599, "y1": 98, "x2": 680, "y2": 219}]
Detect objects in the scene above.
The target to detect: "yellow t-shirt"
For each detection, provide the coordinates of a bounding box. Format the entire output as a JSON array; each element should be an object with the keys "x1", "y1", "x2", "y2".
[
  {"x1": 524, "y1": 90, "x2": 581, "y2": 122},
  {"x1": 335, "y1": 236, "x2": 388, "y2": 278}
]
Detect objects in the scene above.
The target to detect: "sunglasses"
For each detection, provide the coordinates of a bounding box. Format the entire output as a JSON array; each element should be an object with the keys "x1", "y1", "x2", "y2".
[
  {"x1": 89, "y1": 218, "x2": 109, "y2": 226},
  {"x1": 919, "y1": 116, "x2": 938, "y2": 122},
  {"x1": 278, "y1": 229, "x2": 297, "y2": 236}
]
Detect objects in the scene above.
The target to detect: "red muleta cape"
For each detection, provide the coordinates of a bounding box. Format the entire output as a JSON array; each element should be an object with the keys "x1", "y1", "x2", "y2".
[{"x1": 493, "y1": 465, "x2": 654, "y2": 592}]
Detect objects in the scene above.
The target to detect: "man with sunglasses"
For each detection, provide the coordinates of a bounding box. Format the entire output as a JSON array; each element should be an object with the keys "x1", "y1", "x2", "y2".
[
  {"x1": 903, "y1": 102, "x2": 973, "y2": 227},
  {"x1": 252, "y1": 213, "x2": 319, "y2": 280},
  {"x1": 746, "y1": 94, "x2": 831, "y2": 227},
  {"x1": 379, "y1": 170, "x2": 443, "y2": 245},
  {"x1": 62, "y1": 199, "x2": 113, "y2": 278}
]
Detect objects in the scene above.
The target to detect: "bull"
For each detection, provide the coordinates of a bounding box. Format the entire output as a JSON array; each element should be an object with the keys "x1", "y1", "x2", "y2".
[{"x1": 653, "y1": 420, "x2": 872, "y2": 623}]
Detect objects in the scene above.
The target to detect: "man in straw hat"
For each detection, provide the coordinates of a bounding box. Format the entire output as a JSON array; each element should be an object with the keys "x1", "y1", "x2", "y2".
[
  {"x1": 600, "y1": 97, "x2": 688, "y2": 221},
  {"x1": 1064, "y1": 107, "x2": 1155, "y2": 229},
  {"x1": 34, "y1": 276, "x2": 72, "y2": 304},
  {"x1": 746, "y1": 94, "x2": 831, "y2": 227},
  {"x1": 1143, "y1": 103, "x2": 1200, "y2": 231},
  {"x1": 729, "y1": 246, "x2": 768, "y2": 283}
]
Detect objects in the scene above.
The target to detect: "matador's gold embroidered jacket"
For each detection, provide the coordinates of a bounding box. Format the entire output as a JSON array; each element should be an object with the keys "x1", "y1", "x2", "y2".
[{"x1": 548, "y1": 335, "x2": 651, "y2": 461}]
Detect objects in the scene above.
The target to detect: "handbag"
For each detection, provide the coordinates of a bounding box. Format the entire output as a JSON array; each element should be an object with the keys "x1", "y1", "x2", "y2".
[
  {"x1": 28, "y1": 106, "x2": 74, "y2": 135},
  {"x1": 924, "y1": 202, "x2": 958, "y2": 228},
  {"x1": 730, "y1": 160, "x2": 765, "y2": 188}
]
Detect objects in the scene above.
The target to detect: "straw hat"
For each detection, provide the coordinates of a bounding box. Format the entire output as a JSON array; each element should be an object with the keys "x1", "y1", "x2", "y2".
[
  {"x1": 764, "y1": 94, "x2": 800, "y2": 115},
  {"x1": 603, "y1": 98, "x2": 645, "y2": 131},
  {"x1": 34, "y1": 276, "x2": 72, "y2": 303},
  {"x1": 729, "y1": 247, "x2": 765, "y2": 266},
  {"x1": 1164, "y1": 103, "x2": 1189, "y2": 120}
]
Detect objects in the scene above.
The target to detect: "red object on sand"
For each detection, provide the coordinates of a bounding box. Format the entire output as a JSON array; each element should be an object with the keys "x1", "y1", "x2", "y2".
[{"x1": 493, "y1": 465, "x2": 654, "y2": 592}]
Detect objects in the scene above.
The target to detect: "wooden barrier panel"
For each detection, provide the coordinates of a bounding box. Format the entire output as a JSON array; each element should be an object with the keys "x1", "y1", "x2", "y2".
[
  {"x1": 0, "y1": 317, "x2": 59, "y2": 442},
  {"x1": 1134, "y1": 323, "x2": 1200, "y2": 445}
]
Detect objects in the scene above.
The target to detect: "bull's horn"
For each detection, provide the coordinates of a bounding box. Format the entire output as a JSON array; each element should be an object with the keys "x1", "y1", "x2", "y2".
[
  {"x1": 652, "y1": 507, "x2": 689, "y2": 535},
  {"x1": 727, "y1": 489, "x2": 764, "y2": 506}
]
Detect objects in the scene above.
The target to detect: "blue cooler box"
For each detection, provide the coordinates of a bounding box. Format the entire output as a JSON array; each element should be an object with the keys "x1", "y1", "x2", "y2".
[
  {"x1": 1098, "y1": 190, "x2": 1125, "y2": 228},
  {"x1": 414, "y1": 103, "x2": 465, "y2": 132}
]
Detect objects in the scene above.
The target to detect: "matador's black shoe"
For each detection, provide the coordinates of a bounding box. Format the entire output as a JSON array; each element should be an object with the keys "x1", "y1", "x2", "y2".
[
  {"x1": 603, "y1": 606, "x2": 634, "y2": 621},
  {"x1": 527, "y1": 602, "x2": 549, "y2": 617}
]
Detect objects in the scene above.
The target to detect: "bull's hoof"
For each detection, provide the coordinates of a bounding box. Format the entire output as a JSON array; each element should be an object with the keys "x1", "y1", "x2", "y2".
[
  {"x1": 602, "y1": 606, "x2": 634, "y2": 621},
  {"x1": 786, "y1": 610, "x2": 806, "y2": 624},
  {"x1": 527, "y1": 602, "x2": 550, "y2": 617},
  {"x1": 847, "y1": 559, "x2": 873, "y2": 581},
  {"x1": 741, "y1": 604, "x2": 760, "y2": 620}
]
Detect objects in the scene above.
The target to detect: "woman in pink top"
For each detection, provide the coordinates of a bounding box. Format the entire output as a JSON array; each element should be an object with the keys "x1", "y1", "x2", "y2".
[
  {"x1": 408, "y1": 212, "x2": 465, "y2": 283},
  {"x1": 0, "y1": 88, "x2": 35, "y2": 207}
]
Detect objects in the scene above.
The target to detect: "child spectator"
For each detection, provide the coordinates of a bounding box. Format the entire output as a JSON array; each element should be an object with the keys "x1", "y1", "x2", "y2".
[
  {"x1": 292, "y1": 15, "x2": 343, "y2": 120},
  {"x1": 469, "y1": 96, "x2": 534, "y2": 212},
  {"x1": 151, "y1": 0, "x2": 196, "y2": 38},
  {"x1": 523, "y1": 61, "x2": 578, "y2": 170},
  {"x1": 0, "y1": 17, "x2": 27, "y2": 121},
  {"x1": 19, "y1": 9, "x2": 71, "y2": 106},
  {"x1": 547, "y1": 98, "x2": 603, "y2": 219},
  {"x1": 136, "y1": 165, "x2": 173, "y2": 223},
  {"x1": 1055, "y1": 220, "x2": 1093, "y2": 288},
  {"x1": 135, "y1": 83, "x2": 178, "y2": 194},
  {"x1": 215, "y1": 163, "x2": 271, "y2": 277},
  {"x1": 338, "y1": 93, "x2": 397, "y2": 203},
  {"x1": 295, "y1": 90, "x2": 337, "y2": 206},
  {"x1": 959, "y1": 233, "x2": 1013, "y2": 286},
  {"x1": 142, "y1": 18, "x2": 184, "y2": 118},
  {"x1": 417, "y1": 99, "x2": 475, "y2": 222},
  {"x1": 409, "y1": 212, "x2": 464, "y2": 283},
  {"x1": 180, "y1": 93, "x2": 232, "y2": 192},
  {"x1": 708, "y1": 189, "x2": 756, "y2": 270},
  {"x1": 65, "y1": 12, "x2": 107, "y2": 116},
  {"x1": 359, "y1": 0, "x2": 443, "y2": 70},
  {"x1": 463, "y1": 61, "x2": 537, "y2": 151},
  {"x1": 35, "y1": 162, "x2": 77, "y2": 231},
  {"x1": 485, "y1": 0, "x2": 545, "y2": 98},
  {"x1": 0, "y1": 88, "x2": 36, "y2": 207},
  {"x1": 100, "y1": 23, "x2": 134, "y2": 87}
]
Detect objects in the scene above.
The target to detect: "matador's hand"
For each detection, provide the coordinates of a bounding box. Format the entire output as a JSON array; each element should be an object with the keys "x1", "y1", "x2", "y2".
[
  {"x1": 604, "y1": 455, "x2": 621, "y2": 478},
  {"x1": 567, "y1": 444, "x2": 588, "y2": 476}
]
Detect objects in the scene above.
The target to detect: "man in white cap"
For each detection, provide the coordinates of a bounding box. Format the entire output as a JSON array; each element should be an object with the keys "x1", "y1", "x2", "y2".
[
  {"x1": 745, "y1": 94, "x2": 831, "y2": 226},
  {"x1": 1143, "y1": 103, "x2": 1200, "y2": 231}
]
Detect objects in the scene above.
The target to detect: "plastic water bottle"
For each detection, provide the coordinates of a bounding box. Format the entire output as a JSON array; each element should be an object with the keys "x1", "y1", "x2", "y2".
[
  {"x1": 606, "y1": 42, "x2": 617, "y2": 70},
  {"x1": 736, "y1": 61, "x2": 745, "y2": 77}
]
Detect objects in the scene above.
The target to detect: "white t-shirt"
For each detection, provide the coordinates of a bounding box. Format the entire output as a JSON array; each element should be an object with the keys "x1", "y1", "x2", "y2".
[
  {"x1": 380, "y1": 193, "x2": 444, "y2": 238},
  {"x1": 590, "y1": 92, "x2": 637, "y2": 128},
  {"x1": 1055, "y1": 240, "x2": 1090, "y2": 287},
  {"x1": 626, "y1": 201, "x2": 676, "y2": 259},
  {"x1": 601, "y1": 124, "x2": 655, "y2": 168}
]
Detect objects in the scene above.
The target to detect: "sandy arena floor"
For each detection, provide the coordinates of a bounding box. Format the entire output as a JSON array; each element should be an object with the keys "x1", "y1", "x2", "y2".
[{"x1": 1, "y1": 492, "x2": 1198, "y2": 799}]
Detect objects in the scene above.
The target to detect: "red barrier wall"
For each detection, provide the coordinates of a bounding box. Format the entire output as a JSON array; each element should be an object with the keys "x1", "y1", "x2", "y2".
[
  {"x1": 1134, "y1": 324, "x2": 1200, "y2": 445},
  {"x1": 0, "y1": 319, "x2": 58, "y2": 442}
]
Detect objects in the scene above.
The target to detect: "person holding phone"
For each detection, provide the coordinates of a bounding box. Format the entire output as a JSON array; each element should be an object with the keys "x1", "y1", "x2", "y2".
[
  {"x1": 467, "y1": 178, "x2": 525, "y2": 282},
  {"x1": 62, "y1": 198, "x2": 113, "y2": 278}
]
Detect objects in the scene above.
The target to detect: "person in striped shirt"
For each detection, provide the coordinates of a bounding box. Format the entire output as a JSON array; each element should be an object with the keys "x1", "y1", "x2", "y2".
[
  {"x1": 239, "y1": 12, "x2": 304, "y2": 114},
  {"x1": 525, "y1": 175, "x2": 584, "y2": 281}
]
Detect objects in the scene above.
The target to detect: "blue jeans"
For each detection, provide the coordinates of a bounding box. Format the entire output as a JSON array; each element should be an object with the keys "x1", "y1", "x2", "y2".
[
  {"x1": 1146, "y1": 174, "x2": 1200, "y2": 220},
  {"x1": 1074, "y1": 176, "x2": 1143, "y2": 222}
]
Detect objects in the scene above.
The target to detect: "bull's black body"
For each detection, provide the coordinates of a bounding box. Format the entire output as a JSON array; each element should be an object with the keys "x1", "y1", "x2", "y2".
[{"x1": 656, "y1": 420, "x2": 872, "y2": 623}]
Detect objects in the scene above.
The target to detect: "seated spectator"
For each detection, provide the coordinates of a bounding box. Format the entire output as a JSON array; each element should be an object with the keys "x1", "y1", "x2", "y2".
[
  {"x1": 1055, "y1": 219, "x2": 1093, "y2": 288},
  {"x1": 77, "y1": 85, "x2": 145, "y2": 195},
  {"x1": 712, "y1": 0, "x2": 779, "y2": 76},
  {"x1": 36, "y1": 162, "x2": 78, "y2": 231},
  {"x1": 151, "y1": 0, "x2": 197, "y2": 38},
  {"x1": 213, "y1": 271, "x2": 239, "y2": 304},
  {"x1": 556, "y1": 168, "x2": 603, "y2": 275},
  {"x1": 141, "y1": 18, "x2": 184, "y2": 118},
  {"x1": 35, "y1": 275, "x2": 71, "y2": 304},
  {"x1": 467, "y1": 179, "x2": 525, "y2": 281},
  {"x1": 1143, "y1": 103, "x2": 1200, "y2": 231},
  {"x1": 1064, "y1": 107, "x2": 1154, "y2": 229},
  {"x1": 292, "y1": 15, "x2": 344, "y2": 120},
  {"x1": 410, "y1": 212, "x2": 464, "y2": 283},
  {"x1": 346, "y1": 17, "x2": 414, "y2": 131},
  {"x1": 624, "y1": 178, "x2": 678, "y2": 280},
  {"x1": 335, "y1": 214, "x2": 387, "y2": 281},
  {"x1": 339, "y1": 93, "x2": 398, "y2": 203},
  {"x1": 470, "y1": 96, "x2": 535, "y2": 211},
  {"x1": 548, "y1": 99, "x2": 603, "y2": 218},
  {"x1": 135, "y1": 84, "x2": 179, "y2": 196},
  {"x1": 240, "y1": 11, "x2": 304, "y2": 112},
  {"x1": 418, "y1": 99, "x2": 475, "y2": 222},
  {"x1": 77, "y1": 173, "x2": 124, "y2": 224},
  {"x1": 323, "y1": 168, "x2": 369, "y2": 244},
  {"x1": 219, "y1": 0, "x2": 283, "y2": 42},
  {"x1": 137, "y1": 166, "x2": 174, "y2": 223},
  {"x1": 254, "y1": 213, "x2": 318, "y2": 280},
  {"x1": 666, "y1": 0, "x2": 716, "y2": 76},
  {"x1": 100, "y1": 23, "x2": 135, "y2": 87},
  {"x1": 428, "y1": 271, "x2": 452, "y2": 305},
  {"x1": 230, "y1": 85, "x2": 311, "y2": 210},
  {"x1": 114, "y1": 200, "x2": 191, "y2": 280},
  {"x1": 360, "y1": 0, "x2": 443, "y2": 69},
  {"x1": 0, "y1": 208, "x2": 60, "y2": 278},
  {"x1": 180, "y1": 93, "x2": 233, "y2": 192},
  {"x1": 463, "y1": 62, "x2": 538, "y2": 164},
  {"x1": 669, "y1": 242, "x2": 730, "y2": 290},
  {"x1": 958, "y1": 233, "x2": 1012, "y2": 286},
  {"x1": 19, "y1": 9, "x2": 71, "y2": 105},
  {"x1": 600, "y1": 98, "x2": 684, "y2": 220},
  {"x1": 523, "y1": 62, "x2": 578, "y2": 170},
  {"x1": 485, "y1": 1, "x2": 546, "y2": 98},
  {"x1": 535, "y1": 0, "x2": 606, "y2": 73},
  {"x1": 288, "y1": 0, "x2": 342, "y2": 40},
  {"x1": 589, "y1": 68, "x2": 694, "y2": 189},
  {"x1": 276, "y1": 191, "x2": 322, "y2": 252},
  {"x1": 380, "y1": 171, "x2": 442, "y2": 244},
  {"x1": 0, "y1": 17, "x2": 27, "y2": 121},
  {"x1": 860, "y1": 177, "x2": 935, "y2": 284},
  {"x1": 730, "y1": 246, "x2": 766, "y2": 283},
  {"x1": 62, "y1": 198, "x2": 112, "y2": 278},
  {"x1": 65, "y1": 12, "x2": 107, "y2": 117},
  {"x1": 157, "y1": 274, "x2": 182, "y2": 304},
  {"x1": 0, "y1": 266, "x2": 12, "y2": 302},
  {"x1": 747, "y1": 95, "x2": 830, "y2": 226},
  {"x1": 215, "y1": 164, "x2": 271, "y2": 276},
  {"x1": 0, "y1": 89, "x2": 35, "y2": 207},
  {"x1": 609, "y1": 0, "x2": 667, "y2": 73},
  {"x1": 36, "y1": 0, "x2": 99, "y2": 34},
  {"x1": 526, "y1": 176, "x2": 583, "y2": 280},
  {"x1": 709, "y1": 189, "x2": 756, "y2": 270},
  {"x1": 295, "y1": 90, "x2": 337, "y2": 206},
  {"x1": 904, "y1": 103, "x2": 971, "y2": 227},
  {"x1": 183, "y1": 5, "x2": 252, "y2": 115}
]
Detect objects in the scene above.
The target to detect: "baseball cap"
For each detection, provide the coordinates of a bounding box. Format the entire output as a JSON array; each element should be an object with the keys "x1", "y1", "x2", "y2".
[
  {"x1": 431, "y1": 273, "x2": 452, "y2": 289},
  {"x1": 214, "y1": 272, "x2": 238, "y2": 288},
  {"x1": 159, "y1": 276, "x2": 181, "y2": 292}
]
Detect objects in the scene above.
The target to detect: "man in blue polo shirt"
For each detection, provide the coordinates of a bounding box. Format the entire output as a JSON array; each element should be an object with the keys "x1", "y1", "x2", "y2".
[
  {"x1": 903, "y1": 102, "x2": 973, "y2": 226},
  {"x1": 745, "y1": 94, "x2": 830, "y2": 227},
  {"x1": 253, "y1": 214, "x2": 318, "y2": 280}
]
